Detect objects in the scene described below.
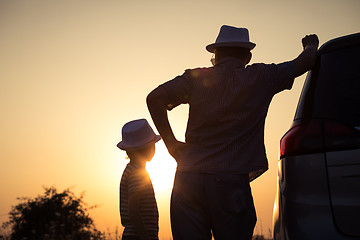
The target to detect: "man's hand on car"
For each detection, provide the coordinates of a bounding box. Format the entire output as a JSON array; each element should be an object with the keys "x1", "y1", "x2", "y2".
[{"x1": 302, "y1": 34, "x2": 319, "y2": 50}]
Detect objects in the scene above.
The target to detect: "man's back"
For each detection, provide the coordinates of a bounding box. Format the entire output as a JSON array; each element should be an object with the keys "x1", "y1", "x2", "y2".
[{"x1": 160, "y1": 57, "x2": 296, "y2": 180}]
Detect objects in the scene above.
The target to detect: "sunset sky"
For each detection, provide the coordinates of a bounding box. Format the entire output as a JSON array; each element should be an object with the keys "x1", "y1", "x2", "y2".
[{"x1": 1, "y1": 0, "x2": 360, "y2": 238}]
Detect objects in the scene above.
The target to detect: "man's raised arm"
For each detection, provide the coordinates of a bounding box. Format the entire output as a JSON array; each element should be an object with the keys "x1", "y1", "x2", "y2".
[{"x1": 293, "y1": 34, "x2": 319, "y2": 77}]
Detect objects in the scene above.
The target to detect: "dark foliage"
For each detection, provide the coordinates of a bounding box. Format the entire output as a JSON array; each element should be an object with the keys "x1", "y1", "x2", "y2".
[{"x1": 3, "y1": 187, "x2": 104, "y2": 240}]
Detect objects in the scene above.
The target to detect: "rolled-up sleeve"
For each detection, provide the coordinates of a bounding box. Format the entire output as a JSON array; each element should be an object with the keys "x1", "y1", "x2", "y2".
[
  {"x1": 262, "y1": 61, "x2": 297, "y2": 94},
  {"x1": 159, "y1": 70, "x2": 192, "y2": 110}
]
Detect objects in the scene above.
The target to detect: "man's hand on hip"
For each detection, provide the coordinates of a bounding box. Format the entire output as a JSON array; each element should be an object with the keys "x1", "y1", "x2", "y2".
[{"x1": 166, "y1": 140, "x2": 186, "y2": 161}]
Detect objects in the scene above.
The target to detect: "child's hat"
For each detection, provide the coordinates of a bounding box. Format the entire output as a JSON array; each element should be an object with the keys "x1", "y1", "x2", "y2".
[{"x1": 117, "y1": 119, "x2": 161, "y2": 150}]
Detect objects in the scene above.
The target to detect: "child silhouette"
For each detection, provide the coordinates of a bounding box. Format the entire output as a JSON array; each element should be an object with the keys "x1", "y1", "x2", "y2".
[{"x1": 118, "y1": 119, "x2": 161, "y2": 240}]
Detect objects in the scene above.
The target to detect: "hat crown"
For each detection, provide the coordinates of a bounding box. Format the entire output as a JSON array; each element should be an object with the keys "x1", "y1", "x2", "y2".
[
  {"x1": 215, "y1": 25, "x2": 250, "y2": 44},
  {"x1": 206, "y1": 25, "x2": 256, "y2": 53},
  {"x1": 118, "y1": 119, "x2": 160, "y2": 150}
]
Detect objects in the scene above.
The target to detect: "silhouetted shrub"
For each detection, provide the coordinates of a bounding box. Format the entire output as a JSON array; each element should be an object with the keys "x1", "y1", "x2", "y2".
[{"x1": 3, "y1": 186, "x2": 104, "y2": 240}]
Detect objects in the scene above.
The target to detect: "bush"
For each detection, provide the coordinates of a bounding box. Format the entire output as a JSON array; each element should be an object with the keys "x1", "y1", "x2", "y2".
[{"x1": 2, "y1": 187, "x2": 104, "y2": 240}]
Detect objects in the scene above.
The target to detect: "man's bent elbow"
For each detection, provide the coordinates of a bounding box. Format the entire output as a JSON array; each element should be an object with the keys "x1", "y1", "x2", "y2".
[
  {"x1": 146, "y1": 88, "x2": 158, "y2": 107},
  {"x1": 146, "y1": 90, "x2": 155, "y2": 108},
  {"x1": 146, "y1": 87, "x2": 168, "y2": 110}
]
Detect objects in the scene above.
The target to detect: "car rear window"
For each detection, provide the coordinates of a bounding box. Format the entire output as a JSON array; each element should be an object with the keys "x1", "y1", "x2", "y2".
[{"x1": 297, "y1": 45, "x2": 360, "y2": 127}]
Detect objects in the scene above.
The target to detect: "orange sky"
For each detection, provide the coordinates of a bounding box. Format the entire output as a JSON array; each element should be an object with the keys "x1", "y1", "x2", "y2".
[{"x1": 1, "y1": 0, "x2": 360, "y2": 239}]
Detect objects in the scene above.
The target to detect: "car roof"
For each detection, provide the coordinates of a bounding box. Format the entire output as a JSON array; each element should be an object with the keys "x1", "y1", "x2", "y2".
[{"x1": 319, "y1": 32, "x2": 360, "y2": 54}]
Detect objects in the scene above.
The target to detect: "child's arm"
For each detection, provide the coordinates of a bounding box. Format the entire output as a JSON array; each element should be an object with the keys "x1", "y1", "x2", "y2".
[{"x1": 128, "y1": 190, "x2": 151, "y2": 240}]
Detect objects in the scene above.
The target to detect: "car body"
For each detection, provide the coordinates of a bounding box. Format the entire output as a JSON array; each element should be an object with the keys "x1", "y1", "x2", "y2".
[{"x1": 273, "y1": 33, "x2": 360, "y2": 240}]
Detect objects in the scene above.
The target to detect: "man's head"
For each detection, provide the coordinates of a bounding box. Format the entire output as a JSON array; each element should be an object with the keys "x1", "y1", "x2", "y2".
[
  {"x1": 207, "y1": 25, "x2": 255, "y2": 65},
  {"x1": 214, "y1": 47, "x2": 252, "y2": 66}
]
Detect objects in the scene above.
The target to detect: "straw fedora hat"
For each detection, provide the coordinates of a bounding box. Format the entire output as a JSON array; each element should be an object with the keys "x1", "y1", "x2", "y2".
[
  {"x1": 206, "y1": 25, "x2": 256, "y2": 53},
  {"x1": 117, "y1": 119, "x2": 161, "y2": 150}
]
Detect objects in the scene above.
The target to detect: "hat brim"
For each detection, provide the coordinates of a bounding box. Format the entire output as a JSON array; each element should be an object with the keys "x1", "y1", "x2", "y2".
[
  {"x1": 117, "y1": 135, "x2": 161, "y2": 151},
  {"x1": 206, "y1": 42, "x2": 256, "y2": 53}
]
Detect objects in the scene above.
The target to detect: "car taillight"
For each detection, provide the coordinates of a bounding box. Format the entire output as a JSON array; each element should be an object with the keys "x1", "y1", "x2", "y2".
[
  {"x1": 324, "y1": 121, "x2": 360, "y2": 150},
  {"x1": 280, "y1": 120, "x2": 324, "y2": 158},
  {"x1": 280, "y1": 119, "x2": 360, "y2": 158}
]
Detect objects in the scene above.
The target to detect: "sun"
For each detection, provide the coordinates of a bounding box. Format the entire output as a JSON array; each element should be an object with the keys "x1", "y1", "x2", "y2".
[{"x1": 146, "y1": 141, "x2": 177, "y2": 193}]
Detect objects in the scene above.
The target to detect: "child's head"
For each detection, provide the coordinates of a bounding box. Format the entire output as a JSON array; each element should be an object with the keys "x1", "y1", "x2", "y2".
[
  {"x1": 117, "y1": 119, "x2": 161, "y2": 162},
  {"x1": 126, "y1": 144, "x2": 155, "y2": 162}
]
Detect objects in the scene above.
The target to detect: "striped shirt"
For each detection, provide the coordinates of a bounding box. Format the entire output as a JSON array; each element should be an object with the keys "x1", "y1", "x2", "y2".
[
  {"x1": 160, "y1": 57, "x2": 297, "y2": 181},
  {"x1": 120, "y1": 162, "x2": 159, "y2": 239}
]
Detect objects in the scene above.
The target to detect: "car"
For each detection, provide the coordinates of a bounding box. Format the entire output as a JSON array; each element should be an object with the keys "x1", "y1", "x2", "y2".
[{"x1": 272, "y1": 32, "x2": 360, "y2": 240}]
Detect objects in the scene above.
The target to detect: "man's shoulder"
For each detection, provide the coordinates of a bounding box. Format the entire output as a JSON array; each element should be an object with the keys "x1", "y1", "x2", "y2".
[
  {"x1": 184, "y1": 66, "x2": 213, "y2": 77},
  {"x1": 246, "y1": 61, "x2": 296, "y2": 78},
  {"x1": 244, "y1": 62, "x2": 283, "y2": 75},
  {"x1": 246, "y1": 61, "x2": 295, "y2": 70},
  {"x1": 245, "y1": 62, "x2": 271, "y2": 69}
]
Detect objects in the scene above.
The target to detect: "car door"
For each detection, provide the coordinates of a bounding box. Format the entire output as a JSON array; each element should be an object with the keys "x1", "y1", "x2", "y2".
[{"x1": 312, "y1": 41, "x2": 360, "y2": 237}]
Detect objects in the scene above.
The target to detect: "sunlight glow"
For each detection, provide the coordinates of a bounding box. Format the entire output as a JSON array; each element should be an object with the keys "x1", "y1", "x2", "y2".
[{"x1": 146, "y1": 141, "x2": 177, "y2": 193}]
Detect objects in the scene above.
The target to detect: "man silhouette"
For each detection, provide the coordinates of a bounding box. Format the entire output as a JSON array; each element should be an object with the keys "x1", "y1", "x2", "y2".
[{"x1": 147, "y1": 25, "x2": 319, "y2": 240}]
